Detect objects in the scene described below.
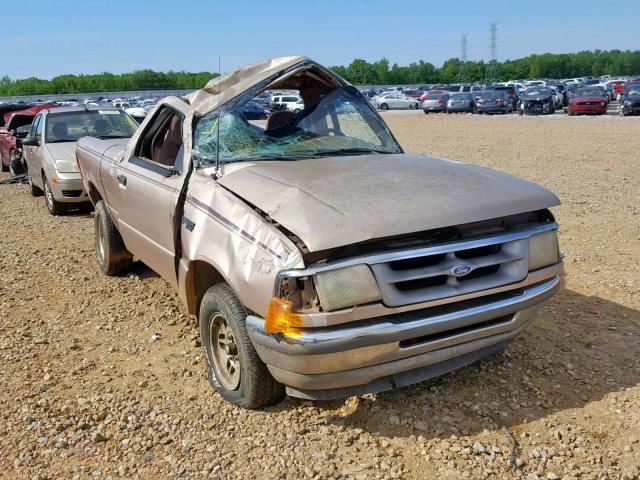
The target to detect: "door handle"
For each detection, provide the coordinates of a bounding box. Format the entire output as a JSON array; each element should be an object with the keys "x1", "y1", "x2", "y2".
[{"x1": 117, "y1": 174, "x2": 127, "y2": 187}]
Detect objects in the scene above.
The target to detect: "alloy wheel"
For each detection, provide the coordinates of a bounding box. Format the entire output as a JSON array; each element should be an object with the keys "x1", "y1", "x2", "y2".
[{"x1": 208, "y1": 313, "x2": 241, "y2": 390}]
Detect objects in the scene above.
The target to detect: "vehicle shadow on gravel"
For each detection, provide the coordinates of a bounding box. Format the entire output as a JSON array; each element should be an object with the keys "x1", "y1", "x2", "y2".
[
  {"x1": 310, "y1": 287, "x2": 639, "y2": 440},
  {"x1": 129, "y1": 261, "x2": 161, "y2": 279}
]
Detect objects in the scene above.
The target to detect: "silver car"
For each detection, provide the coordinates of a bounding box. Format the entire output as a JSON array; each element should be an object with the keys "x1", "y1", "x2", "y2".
[
  {"x1": 373, "y1": 92, "x2": 419, "y2": 110},
  {"x1": 22, "y1": 106, "x2": 138, "y2": 215}
]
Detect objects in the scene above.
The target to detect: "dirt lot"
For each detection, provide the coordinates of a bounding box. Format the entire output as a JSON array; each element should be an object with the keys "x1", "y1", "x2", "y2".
[{"x1": 0, "y1": 113, "x2": 638, "y2": 480}]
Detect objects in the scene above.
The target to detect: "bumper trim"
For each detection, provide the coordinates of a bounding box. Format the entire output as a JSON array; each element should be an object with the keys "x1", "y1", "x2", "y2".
[
  {"x1": 284, "y1": 341, "x2": 508, "y2": 400},
  {"x1": 247, "y1": 276, "x2": 559, "y2": 356}
]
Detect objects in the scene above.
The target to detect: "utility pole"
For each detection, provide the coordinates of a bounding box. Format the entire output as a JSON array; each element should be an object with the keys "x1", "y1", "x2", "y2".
[
  {"x1": 485, "y1": 21, "x2": 498, "y2": 84},
  {"x1": 457, "y1": 34, "x2": 468, "y2": 82}
]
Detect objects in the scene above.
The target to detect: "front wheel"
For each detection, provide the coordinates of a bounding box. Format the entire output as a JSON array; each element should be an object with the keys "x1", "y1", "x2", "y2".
[
  {"x1": 43, "y1": 174, "x2": 68, "y2": 216},
  {"x1": 94, "y1": 200, "x2": 133, "y2": 275},
  {"x1": 27, "y1": 166, "x2": 43, "y2": 196},
  {"x1": 200, "y1": 283, "x2": 285, "y2": 409},
  {"x1": 379, "y1": 103, "x2": 389, "y2": 111}
]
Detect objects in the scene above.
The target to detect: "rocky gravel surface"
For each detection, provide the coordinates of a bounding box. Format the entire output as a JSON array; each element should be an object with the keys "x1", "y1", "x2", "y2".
[{"x1": 1, "y1": 113, "x2": 639, "y2": 479}]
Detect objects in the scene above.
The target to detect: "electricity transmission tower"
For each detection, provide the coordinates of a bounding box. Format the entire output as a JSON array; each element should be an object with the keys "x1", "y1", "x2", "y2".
[
  {"x1": 457, "y1": 34, "x2": 468, "y2": 82},
  {"x1": 484, "y1": 22, "x2": 499, "y2": 84}
]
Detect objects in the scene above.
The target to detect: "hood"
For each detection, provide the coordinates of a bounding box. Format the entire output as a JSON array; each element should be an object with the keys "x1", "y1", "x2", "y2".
[
  {"x1": 46, "y1": 142, "x2": 78, "y2": 173},
  {"x1": 46, "y1": 142, "x2": 77, "y2": 161},
  {"x1": 522, "y1": 94, "x2": 552, "y2": 101},
  {"x1": 217, "y1": 154, "x2": 560, "y2": 252}
]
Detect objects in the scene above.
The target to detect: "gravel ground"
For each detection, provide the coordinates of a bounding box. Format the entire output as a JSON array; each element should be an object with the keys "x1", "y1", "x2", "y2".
[{"x1": 0, "y1": 114, "x2": 639, "y2": 480}]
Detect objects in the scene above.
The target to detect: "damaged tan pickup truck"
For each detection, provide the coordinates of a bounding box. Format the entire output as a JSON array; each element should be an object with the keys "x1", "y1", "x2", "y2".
[{"x1": 76, "y1": 57, "x2": 563, "y2": 408}]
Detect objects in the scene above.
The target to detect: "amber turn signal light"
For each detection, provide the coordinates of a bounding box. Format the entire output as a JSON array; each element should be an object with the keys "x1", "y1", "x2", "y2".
[{"x1": 264, "y1": 297, "x2": 302, "y2": 336}]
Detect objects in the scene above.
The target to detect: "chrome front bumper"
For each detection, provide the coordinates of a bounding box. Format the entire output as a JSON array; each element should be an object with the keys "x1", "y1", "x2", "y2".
[{"x1": 247, "y1": 273, "x2": 561, "y2": 399}]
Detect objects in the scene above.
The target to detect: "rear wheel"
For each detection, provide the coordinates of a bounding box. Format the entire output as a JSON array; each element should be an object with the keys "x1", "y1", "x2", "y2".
[
  {"x1": 94, "y1": 200, "x2": 133, "y2": 275},
  {"x1": 43, "y1": 174, "x2": 68, "y2": 216},
  {"x1": 9, "y1": 150, "x2": 24, "y2": 176},
  {"x1": 200, "y1": 283, "x2": 285, "y2": 409}
]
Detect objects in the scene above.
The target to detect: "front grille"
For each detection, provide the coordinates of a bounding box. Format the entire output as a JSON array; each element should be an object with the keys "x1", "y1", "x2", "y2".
[
  {"x1": 62, "y1": 190, "x2": 83, "y2": 198},
  {"x1": 370, "y1": 236, "x2": 529, "y2": 307}
]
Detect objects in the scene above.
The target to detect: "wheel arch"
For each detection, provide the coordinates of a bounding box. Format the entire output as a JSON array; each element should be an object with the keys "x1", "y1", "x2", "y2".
[
  {"x1": 86, "y1": 181, "x2": 103, "y2": 205},
  {"x1": 184, "y1": 259, "x2": 228, "y2": 317}
]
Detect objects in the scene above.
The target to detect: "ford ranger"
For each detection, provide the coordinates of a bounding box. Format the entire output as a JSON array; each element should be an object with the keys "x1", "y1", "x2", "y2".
[{"x1": 76, "y1": 56, "x2": 563, "y2": 408}]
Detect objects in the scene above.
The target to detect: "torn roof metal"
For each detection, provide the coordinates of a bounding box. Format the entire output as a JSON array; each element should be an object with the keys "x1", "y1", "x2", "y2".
[{"x1": 184, "y1": 55, "x2": 312, "y2": 116}]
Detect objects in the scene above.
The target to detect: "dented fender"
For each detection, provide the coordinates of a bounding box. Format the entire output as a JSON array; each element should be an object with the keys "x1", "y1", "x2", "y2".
[{"x1": 178, "y1": 170, "x2": 304, "y2": 316}]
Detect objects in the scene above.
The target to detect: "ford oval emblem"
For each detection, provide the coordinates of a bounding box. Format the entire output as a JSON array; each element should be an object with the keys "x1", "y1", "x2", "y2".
[{"x1": 450, "y1": 263, "x2": 473, "y2": 277}]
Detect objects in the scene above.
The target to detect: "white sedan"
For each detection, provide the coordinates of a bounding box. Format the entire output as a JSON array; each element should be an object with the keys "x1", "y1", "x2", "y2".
[{"x1": 372, "y1": 93, "x2": 420, "y2": 110}]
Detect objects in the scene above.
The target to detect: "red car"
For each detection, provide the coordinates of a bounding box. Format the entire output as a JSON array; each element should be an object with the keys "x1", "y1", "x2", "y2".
[
  {"x1": 0, "y1": 103, "x2": 56, "y2": 174},
  {"x1": 420, "y1": 89, "x2": 448, "y2": 102},
  {"x1": 567, "y1": 87, "x2": 607, "y2": 116}
]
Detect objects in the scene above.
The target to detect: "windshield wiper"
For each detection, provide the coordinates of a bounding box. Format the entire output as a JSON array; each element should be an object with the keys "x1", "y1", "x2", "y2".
[
  {"x1": 312, "y1": 148, "x2": 394, "y2": 157},
  {"x1": 97, "y1": 135, "x2": 130, "y2": 139},
  {"x1": 46, "y1": 139, "x2": 76, "y2": 143}
]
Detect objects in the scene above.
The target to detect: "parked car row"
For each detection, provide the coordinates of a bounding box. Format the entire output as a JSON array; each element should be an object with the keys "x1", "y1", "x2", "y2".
[
  {"x1": 361, "y1": 76, "x2": 640, "y2": 117},
  {"x1": 1, "y1": 56, "x2": 565, "y2": 410}
]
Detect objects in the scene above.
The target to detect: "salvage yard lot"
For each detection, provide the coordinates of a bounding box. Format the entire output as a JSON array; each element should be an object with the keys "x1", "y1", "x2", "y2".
[{"x1": 0, "y1": 114, "x2": 638, "y2": 479}]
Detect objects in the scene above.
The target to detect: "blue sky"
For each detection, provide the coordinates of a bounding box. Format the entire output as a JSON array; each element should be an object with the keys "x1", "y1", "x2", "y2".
[{"x1": 3, "y1": 0, "x2": 640, "y2": 79}]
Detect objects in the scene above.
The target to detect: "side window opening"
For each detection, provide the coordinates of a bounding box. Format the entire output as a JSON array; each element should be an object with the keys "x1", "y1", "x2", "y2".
[
  {"x1": 30, "y1": 115, "x2": 41, "y2": 139},
  {"x1": 35, "y1": 115, "x2": 44, "y2": 141},
  {"x1": 137, "y1": 109, "x2": 183, "y2": 168}
]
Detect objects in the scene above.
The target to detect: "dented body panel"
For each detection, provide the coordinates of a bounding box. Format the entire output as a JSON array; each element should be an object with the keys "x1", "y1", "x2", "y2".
[{"x1": 76, "y1": 56, "x2": 563, "y2": 400}]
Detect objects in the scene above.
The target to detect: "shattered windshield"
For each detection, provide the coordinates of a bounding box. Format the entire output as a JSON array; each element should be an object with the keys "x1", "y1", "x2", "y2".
[
  {"x1": 193, "y1": 85, "x2": 401, "y2": 165},
  {"x1": 522, "y1": 88, "x2": 552, "y2": 98}
]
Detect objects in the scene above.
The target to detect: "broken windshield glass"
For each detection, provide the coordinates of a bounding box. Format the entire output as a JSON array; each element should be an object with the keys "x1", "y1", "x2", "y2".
[{"x1": 193, "y1": 85, "x2": 401, "y2": 165}]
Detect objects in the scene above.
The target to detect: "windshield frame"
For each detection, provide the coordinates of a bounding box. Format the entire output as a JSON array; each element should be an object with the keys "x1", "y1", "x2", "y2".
[
  {"x1": 44, "y1": 109, "x2": 138, "y2": 143},
  {"x1": 193, "y1": 64, "x2": 404, "y2": 167}
]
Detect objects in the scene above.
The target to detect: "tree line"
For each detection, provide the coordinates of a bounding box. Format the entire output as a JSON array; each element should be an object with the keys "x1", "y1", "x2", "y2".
[
  {"x1": 330, "y1": 50, "x2": 640, "y2": 85},
  {"x1": 0, "y1": 70, "x2": 218, "y2": 97},
  {"x1": 1, "y1": 49, "x2": 639, "y2": 96}
]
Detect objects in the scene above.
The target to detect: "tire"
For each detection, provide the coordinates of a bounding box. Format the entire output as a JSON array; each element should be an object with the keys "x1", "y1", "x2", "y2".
[
  {"x1": 43, "y1": 174, "x2": 68, "y2": 216},
  {"x1": 379, "y1": 103, "x2": 389, "y2": 111},
  {"x1": 200, "y1": 283, "x2": 285, "y2": 409},
  {"x1": 9, "y1": 150, "x2": 24, "y2": 176},
  {"x1": 94, "y1": 200, "x2": 133, "y2": 275},
  {"x1": 26, "y1": 166, "x2": 43, "y2": 196},
  {"x1": 423, "y1": 109, "x2": 429, "y2": 114}
]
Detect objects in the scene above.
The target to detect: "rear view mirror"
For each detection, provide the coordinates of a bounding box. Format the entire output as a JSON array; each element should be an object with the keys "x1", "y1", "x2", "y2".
[{"x1": 22, "y1": 137, "x2": 40, "y2": 147}]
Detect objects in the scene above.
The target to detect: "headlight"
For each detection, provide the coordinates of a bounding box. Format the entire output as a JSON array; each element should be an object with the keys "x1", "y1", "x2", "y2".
[
  {"x1": 623, "y1": 101, "x2": 633, "y2": 106},
  {"x1": 314, "y1": 265, "x2": 381, "y2": 311},
  {"x1": 55, "y1": 160, "x2": 79, "y2": 173},
  {"x1": 528, "y1": 230, "x2": 560, "y2": 271}
]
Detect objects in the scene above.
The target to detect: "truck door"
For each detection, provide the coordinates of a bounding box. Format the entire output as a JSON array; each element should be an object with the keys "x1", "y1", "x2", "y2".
[{"x1": 108, "y1": 106, "x2": 187, "y2": 287}]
